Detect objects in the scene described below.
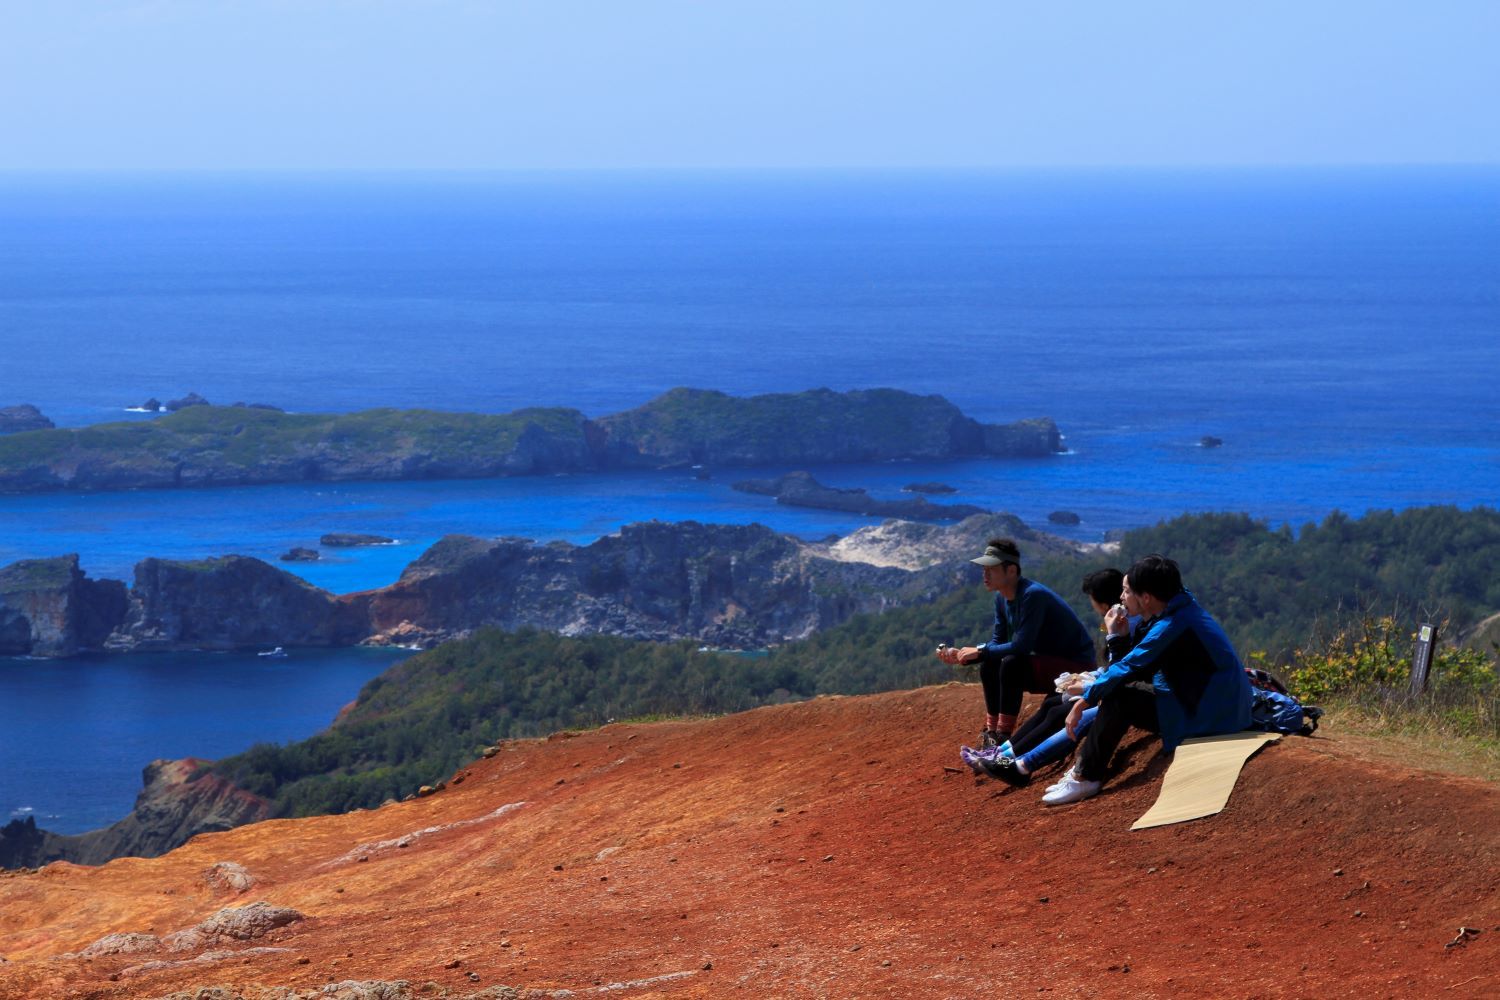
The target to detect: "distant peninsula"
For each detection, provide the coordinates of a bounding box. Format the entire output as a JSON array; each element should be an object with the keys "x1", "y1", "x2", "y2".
[
  {"x1": 0, "y1": 387, "x2": 1063, "y2": 494},
  {"x1": 0, "y1": 513, "x2": 1077, "y2": 659}
]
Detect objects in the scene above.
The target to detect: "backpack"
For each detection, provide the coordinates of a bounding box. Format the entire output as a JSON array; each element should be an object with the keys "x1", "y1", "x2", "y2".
[{"x1": 1249, "y1": 688, "x2": 1323, "y2": 736}]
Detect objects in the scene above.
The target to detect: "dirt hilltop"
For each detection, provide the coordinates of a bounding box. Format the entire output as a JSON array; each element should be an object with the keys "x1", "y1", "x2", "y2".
[{"x1": 1, "y1": 684, "x2": 1495, "y2": 999}]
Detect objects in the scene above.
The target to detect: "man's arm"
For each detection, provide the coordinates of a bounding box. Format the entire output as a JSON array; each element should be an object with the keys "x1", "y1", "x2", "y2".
[
  {"x1": 1083, "y1": 614, "x2": 1185, "y2": 704},
  {"x1": 974, "y1": 594, "x2": 1014, "y2": 662}
]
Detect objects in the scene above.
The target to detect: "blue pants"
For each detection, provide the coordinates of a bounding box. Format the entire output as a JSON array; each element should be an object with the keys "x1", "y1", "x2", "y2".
[{"x1": 1019, "y1": 706, "x2": 1097, "y2": 772}]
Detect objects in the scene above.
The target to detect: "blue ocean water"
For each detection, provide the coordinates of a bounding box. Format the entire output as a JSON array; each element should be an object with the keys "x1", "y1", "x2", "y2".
[
  {"x1": 0, "y1": 648, "x2": 405, "y2": 834},
  {"x1": 0, "y1": 168, "x2": 1496, "y2": 591},
  {"x1": 0, "y1": 168, "x2": 1496, "y2": 835}
]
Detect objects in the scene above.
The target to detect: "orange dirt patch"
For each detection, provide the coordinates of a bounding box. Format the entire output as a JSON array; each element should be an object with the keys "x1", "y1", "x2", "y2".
[{"x1": 1, "y1": 683, "x2": 1496, "y2": 999}]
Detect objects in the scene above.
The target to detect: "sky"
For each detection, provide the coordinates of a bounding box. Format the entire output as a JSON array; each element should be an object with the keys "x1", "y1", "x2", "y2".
[{"x1": 1, "y1": 0, "x2": 1497, "y2": 170}]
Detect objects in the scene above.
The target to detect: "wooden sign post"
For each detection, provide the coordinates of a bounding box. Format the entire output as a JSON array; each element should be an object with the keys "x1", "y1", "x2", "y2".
[{"x1": 1409, "y1": 622, "x2": 1437, "y2": 695}]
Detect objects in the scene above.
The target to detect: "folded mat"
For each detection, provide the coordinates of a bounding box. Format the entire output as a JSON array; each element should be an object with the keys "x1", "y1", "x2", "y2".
[{"x1": 1131, "y1": 731, "x2": 1281, "y2": 831}]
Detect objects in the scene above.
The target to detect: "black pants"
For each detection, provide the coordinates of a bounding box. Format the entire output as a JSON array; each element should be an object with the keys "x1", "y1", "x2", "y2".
[
  {"x1": 1077, "y1": 681, "x2": 1160, "y2": 782},
  {"x1": 1010, "y1": 692, "x2": 1069, "y2": 755},
  {"x1": 978, "y1": 653, "x2": 1053, "y2": 720}
]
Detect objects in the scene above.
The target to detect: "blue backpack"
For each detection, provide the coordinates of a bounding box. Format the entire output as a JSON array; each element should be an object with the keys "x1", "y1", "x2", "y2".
[{"x1": 1249, "y1": 688, "x2": 1323, "y2": 736}]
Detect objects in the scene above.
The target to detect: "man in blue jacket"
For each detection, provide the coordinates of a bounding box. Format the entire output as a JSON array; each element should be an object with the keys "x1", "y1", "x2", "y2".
[
  {"x1": 938, "y1": 538, "x2": 1095, "y2": 749},
  {"x1": 1047, "y1": 554, "x2": 1253, "y2": 806}
]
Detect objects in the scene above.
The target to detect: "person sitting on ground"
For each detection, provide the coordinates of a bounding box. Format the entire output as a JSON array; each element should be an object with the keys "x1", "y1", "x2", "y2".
[
  {"x1": 1005, "y1": 568, "x2": 1128, "y2": 755},
  {"x1": 976, "y1": 568, "x2": 1148, "y2": 787},
  {"x1": 1043, "y1": 554, "x2": 1253, "y2": 806},
  {"x1": 937, "y1": 538, "x2": 1096, "y2": 749}
]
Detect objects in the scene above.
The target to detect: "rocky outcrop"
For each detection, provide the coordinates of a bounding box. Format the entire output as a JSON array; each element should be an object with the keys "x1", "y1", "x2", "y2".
[
  {"x1": 280, "y1": 547, "x2": 320, "y2": 562},
  {"x1": 1048, "y1": 510, "x2": 1082, "y2": 526},
  {"x1": 732, "y1": 470, "x2": 986, "y2": 522},
  {"x1": 0, "y1": 758, "x2": 271, "y2": 868},
  {"x1": 165, "y1": 392, "x2": 211, "y2": 411},
  {"x1": 0, "y1": 404, "x2": 53, "y2": 434},
  {"x1": 321, "y1": 533, "x2": 396, "y2": 547},
  {"x1": 903, "y1": 481, "x2": 957, "y2": 494},
  {"x1": 114, "y1": 556, "x2": 368, "y2": 651},
  {"x1": 0, "y1": 554, "x2": 129, "y2": 656},
  {"x1": 351, "y1": 521, "x2": 944, "y2": 648},
  {"x1": 814, "y1": 512, "x2": 1081, "y2": 571},
  {"x1": 0, "y1": 388, "x2": 1062, "y2": 494}
]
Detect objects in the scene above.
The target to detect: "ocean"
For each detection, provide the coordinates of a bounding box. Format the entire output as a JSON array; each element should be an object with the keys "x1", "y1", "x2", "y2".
[{"x1": 1, "y1": 167, "x2": 1496, "y2": 834}]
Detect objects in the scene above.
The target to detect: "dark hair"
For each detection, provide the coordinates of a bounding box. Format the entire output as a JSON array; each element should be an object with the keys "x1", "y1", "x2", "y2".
[
  {"x1": 1125, "y1": 554, "x2": 1183, "y2": 602},
  {"x1": 1080, "y1": 568, "x2": 1124, "y2": 606},
  {"x1": 987, "y1": 537, "x2": 1022, "y2": 566}
]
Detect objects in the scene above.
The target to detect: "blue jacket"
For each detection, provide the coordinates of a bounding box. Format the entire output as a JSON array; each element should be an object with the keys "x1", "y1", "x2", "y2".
[
  {"x1": 978, "y1": 577, "x2": 1095, "y2": 667},
  {"x1": 1082, "y1": 591, "x2": 1252, "y2": 752}
]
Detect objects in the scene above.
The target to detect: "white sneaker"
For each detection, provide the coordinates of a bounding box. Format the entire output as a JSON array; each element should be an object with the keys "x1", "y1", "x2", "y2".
[
  {"x1": 1044, "y1": 766, "x2": 1080, "y2": 794},
  {"x1": 1041, "y1": 775, "x2": 1102, "y2": 806}
]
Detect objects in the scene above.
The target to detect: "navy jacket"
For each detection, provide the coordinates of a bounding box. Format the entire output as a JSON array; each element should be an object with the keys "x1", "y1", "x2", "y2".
[
  {"x1": 1083, "y1": 590, "x2": 1253, "y2": 751},
  {"x1": 978, "y1": 577, "x2": 1095, "y2": 667}
]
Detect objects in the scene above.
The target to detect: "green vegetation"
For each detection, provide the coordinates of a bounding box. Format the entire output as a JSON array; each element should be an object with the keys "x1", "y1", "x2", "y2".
[
  {"x1": 0, "y1": 405, "x2": 590, "y2": 483},
  {"x1": 596, "y1": 387, "x2": 977, "y2": 460},
  {"x1": 0, "y1": 555, "x2": 75, "y2": 593},
  {"x1": 213, "y1": 629, "x2": 837, "y2": 817},
  {"x1": 1284, "y1": 612, "x2": 1497, "y2": 763},
  {"x1": 214, "y1": 505, "x2": 1500, "y2": 814},
  {"x1": 1114, "y1": 507, "x2": 1500, "y2": 657}
]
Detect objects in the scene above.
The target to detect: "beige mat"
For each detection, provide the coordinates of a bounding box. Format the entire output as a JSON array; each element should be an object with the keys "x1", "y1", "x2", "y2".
[{"x1": 1131, "y1": 731, "x2": 1281, "y2": 831}]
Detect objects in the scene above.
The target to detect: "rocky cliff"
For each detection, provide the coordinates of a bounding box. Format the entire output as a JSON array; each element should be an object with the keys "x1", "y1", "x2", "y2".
[
  {"x1": 0, "y1": 758, "x2": 271, "y2": 869},
  {"x1": 115, "y1": 556, "x2": 368, "y2": 651},
  {"x1": 0, "y1": 387, "x2": 1062, "y2": 494},
  {"x1": 352, "y1": 520, "x2": 946, "y2": 649},
  {"x1": 0, "y1": 555, "x2": 128, "y2": 656}
]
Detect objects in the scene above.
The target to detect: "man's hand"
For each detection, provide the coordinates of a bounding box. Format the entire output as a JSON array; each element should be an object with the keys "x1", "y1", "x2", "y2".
[
  {"x1": 1104, "y1": 604, "x2": 1130, "y2": 636},
  {"x1": 1065, "y1": 697, "x2": 1087, "y2": 740},
  {"x1": 1064, "y1": 679, "x2": 1086, "y2": 697},
  {"x1": 938, "y1": 646, "x2": 981, "y2": 666}
]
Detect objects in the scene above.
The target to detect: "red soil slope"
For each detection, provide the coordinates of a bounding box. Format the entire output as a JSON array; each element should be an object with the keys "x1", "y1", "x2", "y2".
[{"x1": 1, "y1": 683, "x2": 1496, "y2": 999}]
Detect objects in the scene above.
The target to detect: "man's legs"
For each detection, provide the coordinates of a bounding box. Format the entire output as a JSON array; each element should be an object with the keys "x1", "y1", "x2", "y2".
[{"x1": 1076, "y1": 681, "x2": 1160, "y2": 783}]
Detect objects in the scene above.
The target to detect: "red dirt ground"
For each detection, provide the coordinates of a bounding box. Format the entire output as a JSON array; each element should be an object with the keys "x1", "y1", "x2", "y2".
[{"x1": 1, "y1": 683, "x2": 1496, "y2": 999}]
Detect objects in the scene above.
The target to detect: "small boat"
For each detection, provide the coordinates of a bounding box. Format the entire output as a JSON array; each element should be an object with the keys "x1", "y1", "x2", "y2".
[{"x1": 257, "y1": 646, "x2": 288, "y2": 658}]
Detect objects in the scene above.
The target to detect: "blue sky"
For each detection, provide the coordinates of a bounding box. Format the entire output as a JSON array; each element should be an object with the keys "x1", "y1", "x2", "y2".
[{"x1": 1, "y1": 1, "x2": 1496, "y2": 169}]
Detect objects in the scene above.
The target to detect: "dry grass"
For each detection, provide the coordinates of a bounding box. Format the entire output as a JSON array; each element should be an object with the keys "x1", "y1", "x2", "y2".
[{"x1": 1313, "y1": 694, "x2": 1500, "y2": 782}]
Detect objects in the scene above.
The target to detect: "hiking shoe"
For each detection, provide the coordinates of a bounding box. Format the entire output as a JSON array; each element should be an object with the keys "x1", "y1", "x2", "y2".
[
  {"x1": 979, "y1": 756, "x2": 1031, "y2": 788},
  {"x1": 1040, "y1": 775, "x2": 1102, "y2": 807},
  {"x1": 959, "y1": 745, "x2": 986, "y2": 775},
  {"x1": 979, "y1": 729, "x2": 1005, "y2": 750}
]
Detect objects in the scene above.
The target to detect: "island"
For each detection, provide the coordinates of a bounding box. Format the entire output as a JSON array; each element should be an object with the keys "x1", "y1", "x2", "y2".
[
  {"x1": 0, "y1": 387, "x2": 1064, "y2": 494},
  {"x1": 733, "y1": 471, "x2": 986, "y2": 522},
  {"x1": 320, "y1": 533, "x2": 396, "y2": 547}
]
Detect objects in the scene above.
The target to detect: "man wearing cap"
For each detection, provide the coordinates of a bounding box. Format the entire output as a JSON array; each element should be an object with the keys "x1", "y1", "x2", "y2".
[{"x1": 937, "y1": 538, "x2": 1096, "y2": 749}]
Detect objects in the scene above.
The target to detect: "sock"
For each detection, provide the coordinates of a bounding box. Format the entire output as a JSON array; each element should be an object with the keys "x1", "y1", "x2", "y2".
[
  {"x1": 1014, "y1": 758, "x2": 1030, "y2": 775},
  {"x1": 997, "y1": 713, "x2": 1018, "y2": 735},
  {"x1": 985, "y1": 714, "x2": 1000, "y2": 732}
]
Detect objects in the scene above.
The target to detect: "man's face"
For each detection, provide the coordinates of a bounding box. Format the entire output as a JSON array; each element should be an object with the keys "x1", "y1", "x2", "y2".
[
  {"x1": 1120, "y1": 578, "x2": 1144, "y2": 616},
  {"x1": 982, "y1": 562, "x2": 1018, "y2": 594}
]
